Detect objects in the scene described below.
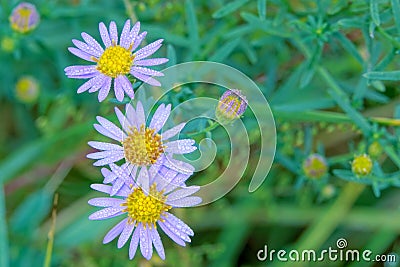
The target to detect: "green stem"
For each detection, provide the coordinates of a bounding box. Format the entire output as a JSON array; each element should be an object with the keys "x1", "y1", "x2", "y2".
[{"x1": 186, "y1": 121, "x2": 220, "y2": 137}]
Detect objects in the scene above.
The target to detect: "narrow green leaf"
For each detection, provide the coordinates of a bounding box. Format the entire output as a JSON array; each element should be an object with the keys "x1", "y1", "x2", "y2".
[
  {"x1": 334, "y1": 32, "x2": 363, "y2": 64},
  {"x1": 391, "y1": 0, "x2": 400, "y2": 34},
  {"x1": 328, "y1": 87, "x2": 371, "y2": 134},
  {"x1": 300, "y1": 43, "x2": 322, "y2": 88},
  {"x1": 212, "y1": 0, "x2": 249, "y2": 19},
  {"x1": 209, "y1": 38, "x2": 241, "y2": 62},
  {"x1": 0, "y1": 184, "x2": 9, "y2": 267},
  {"x1": 370, "y1": 80, "x2": 386, "y2": 92},
  {"x1": 337, "y1": 18, "x2": 364, "y2": 28},
  {"x1": 370, "y1": 0, "x2": 381, "y2": 26},
  {"x1": 240, "y1": 41, "x2": 257, "y2": 64},
  {"x1": 0, "y1": 139, "x2": 53, "y2": 184},
  {"x1": 167, "y1": 44, "x2": 177, "y2": 67},
  {"x1": 364, "y1": 70, "x2": 400, "y2": 80},
  {"x1": 241, "y1": 12, "x2": 291, "y2": 37},
  {"x1": 257, "y1": 0, "x2": 267, "y2": 19},
  {"x1": 185, "y1": 0, "x2": 199, "y2": 42},
  {"x1": 10, "y1": 189, "x2": 53, "y2": 233},
  {"x1": 0, "y1": 123, "x2": 90, "y2": 183},
  {"x1": 319, "y1": 68, "x2": 371, "y2": 134}
]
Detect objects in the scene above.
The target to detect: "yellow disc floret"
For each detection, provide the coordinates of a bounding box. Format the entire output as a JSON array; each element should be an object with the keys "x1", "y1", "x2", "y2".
[
  {"x1": 122, "y1": 183, "x2": 171, "y2": 227},
  {"x1": 351, "y1": 154, "x2": 373, "y2": 176},
  {"x1": 122, "y1": 125, "x2": 164, "y2": 166},
  {"x1": 96, "y1": 43, "x2": 134, "y2": 78}
]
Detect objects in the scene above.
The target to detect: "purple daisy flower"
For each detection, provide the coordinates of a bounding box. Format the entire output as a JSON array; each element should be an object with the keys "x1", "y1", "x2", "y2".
[
  {"x1": 64, "y1": 19, "x2": 168, "y2": 102},
  {"x1": 87, "y1": 101, "x2": 197, "y2": 175},
  {"x1": 88, "y1": 165, "x2": 201, "y2": 260}
]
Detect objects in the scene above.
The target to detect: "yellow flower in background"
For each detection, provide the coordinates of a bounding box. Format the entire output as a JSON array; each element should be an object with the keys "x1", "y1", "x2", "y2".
[
  {"x1": 15, "y1": 76, "x2": 40, "y2": 103},
  {"x1": 352, "y1": 154, "x2": 373, "y2": 176},
  {"x1": 9, "y1": 2, "x2": 40, "y2": 34},
  {"x1": 1, "y1": 37, "x2": 15, "y2": 52}
]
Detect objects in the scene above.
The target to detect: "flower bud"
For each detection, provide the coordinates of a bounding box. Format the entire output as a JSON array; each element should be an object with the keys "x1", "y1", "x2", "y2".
[
  {"x1": 351, "y1": 154, "x2": 373, "y2": 176},
  {"x1": 15, "y1": 76, "x2": 40, "y2": 103},
  {"x1": 302, "y1": 154, "x2": 328, "y2": 179},
  {"x1": 215, "y1": 89, "x2": 247, "y2": 123},
  {"x1": 368, "y1": 141, "x2": 383, "y2": 159},
  {"x1": 9, "y1": 2, "x2": 40, "y2": 34}
]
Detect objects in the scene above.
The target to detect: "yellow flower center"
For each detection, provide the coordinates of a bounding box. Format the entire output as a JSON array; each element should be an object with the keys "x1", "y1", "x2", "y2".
[
  {"x1": 96, "y1": 44, "x2": 134, "y2": 78},
  {"x1": 122, "y1": 125, "x2": 164, "y2": 166},
  {"x1": 352, "y1": 154, "x2": 373, "y2": 176},
  {"x1": 122, "y1": 183, "x2": 171, "y2": 227}
]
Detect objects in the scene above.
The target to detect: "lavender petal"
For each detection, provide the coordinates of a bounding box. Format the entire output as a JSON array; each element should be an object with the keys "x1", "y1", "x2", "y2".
[
  {"x1": 88, "y1": 206, "x2": 124, "y2": 220},
  {"x1": 129, "y1": 226, "x2": 140, "y2": 259},
  {"x1": 114, "y1": 106, "x2": 132, "y2": 134},
  {"x1": 163, "y1": 212, "x2": 194, "y2": 236},
  {"x1": 97, "y1": 76, "x2": 112, "y2": 102},
  {"x1": 131, "y1": 31, "x2": 147, "y2": 51},
  {"x1": 88, "y1": 141, "x2": 123, "y2": 151},
  {"x1": 119, "y1": 19, "x2": 131, "y2": 49},
  {"x1": 131, "y1": 66, "x2": 164, "y2": 77},
  {"x1": 158, "y1": 221, "x2": 186, "y2": 246},
  {"x1": 72, "y1": 39, "x2": 102, "y2": 57},
  {"x1": 130, "y1": 70, "x2": 161, "y2": 87},
  {"x1": 166, "y1": 186, "x2": 200, "y2": 202},
  {"x1": 150, "y1": 227, "x2": 165, "y2": 260},
  {"x1": 88, "y1": 197, "x2": 125, "y2": 207},
  {"x1": 103, "y1": 218, "x2": 128, "y2": 244},
  {"x1": 68, "y1": 47, "x2": 96, "y2": 62},
  {"x1": 149, "y1": 104, "x2": 170, "y2": 132},
  {"x1": 99, "y1": 22, "x2": 112, "y2": 47},
  {"x1": 97, "y1": 116, "x2": 127, "y2": 140},
  {"x1": 167, "y1": 196, "x2": 202, "y2": 207},
  {"x1": 139, "y1": 225, "x2": 153, "y2": 260},
  {"x1": 134, "y1": 39, "x2": 164, "y2": 60},
  {"x1": 81, "y1": 32, "x2": 104, "y2": 53},
  {"x1": 161, "y1": 123, "x2": 186, "y2": 140},
  {"x1": 135, "y1": 58, "x2": 169, "y2": 67},
  {"x1": 109, "y1": 21, "x2": 118, "y2": 44},
  {"x1": 118, "y1": 222, "x2": 135, "y2": 248}
]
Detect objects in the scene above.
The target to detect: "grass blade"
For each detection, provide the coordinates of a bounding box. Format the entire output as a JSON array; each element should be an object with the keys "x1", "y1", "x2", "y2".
[
  {"x1": 391, "y1": 0, "x2": 400, "y2": 33},
  {"x1": 0, "y1": 184, "x2": 9, "y2": 267},
  {"x1": 257, "y1": 0, "x2": 267, "y2": 19},
  {"x1": 364, "y1": 70, "x2": 400, "y2": 80},
  {"x1": 212, "y1": 0, "x2": 249, "y2": 19},
  {"x1": 370, "y1": 0, "x2": 381, "y2": 26},
  {"x1": 209, "y1": 38, "x2": 241, "y2": 62}
]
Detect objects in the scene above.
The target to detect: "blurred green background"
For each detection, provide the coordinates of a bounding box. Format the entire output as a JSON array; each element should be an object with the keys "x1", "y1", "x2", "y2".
[{"x1": 1, "y1": 0, "x2": 400, "y2": 266}]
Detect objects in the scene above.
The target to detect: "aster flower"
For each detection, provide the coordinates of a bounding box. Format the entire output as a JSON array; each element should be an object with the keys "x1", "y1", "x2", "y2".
[
  {"x1": 87, "y1": 101, "x2": 197, "y2": 175},
  {"x1": 88, "y1": 164, "x2": 201, "y2": 260},
  {"x1": 9, "y1": 2, "x2": 40, "y2": 34},
  {"x1": 215, "y1": 89, "x2": 247, "y2": 123},
  {"x1": 64, "y1": 20, "x2": 168, "y2": 102}
]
